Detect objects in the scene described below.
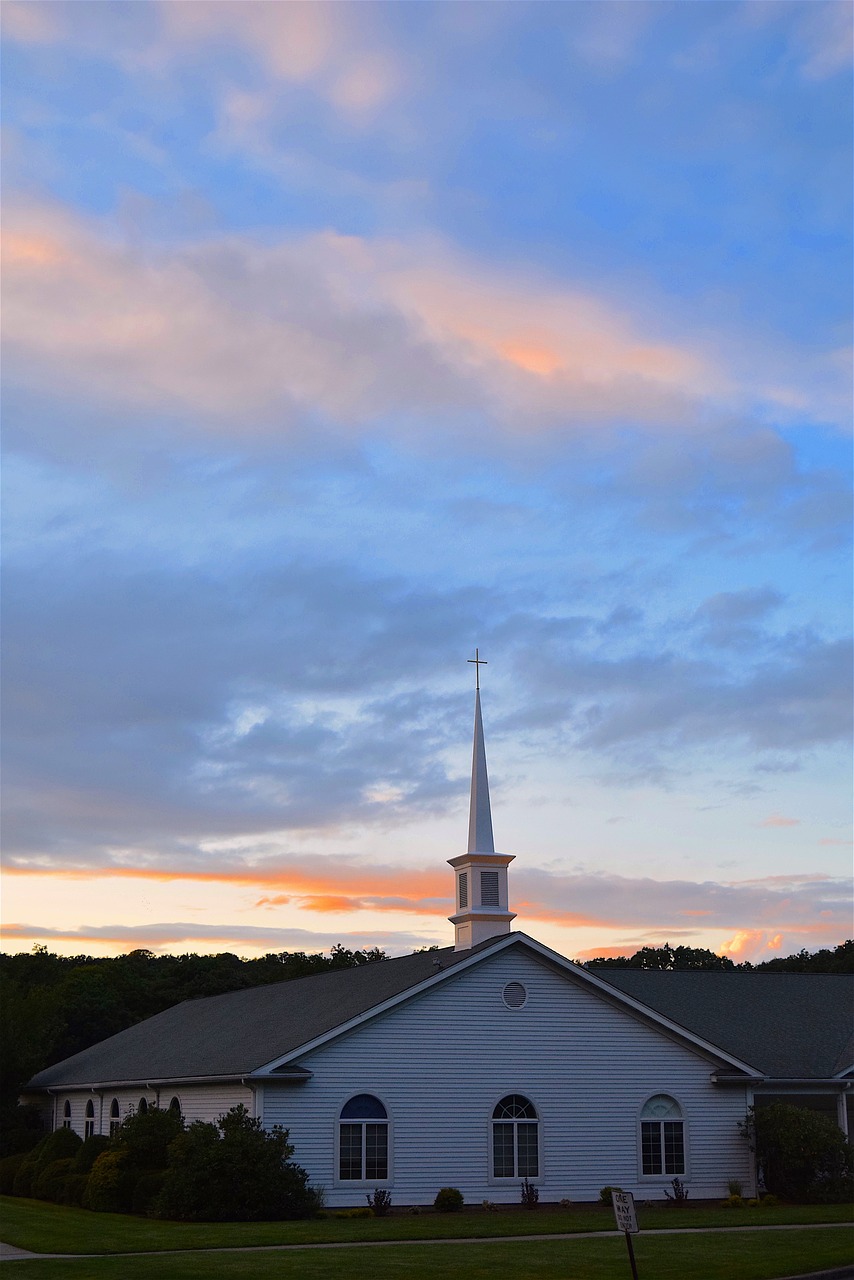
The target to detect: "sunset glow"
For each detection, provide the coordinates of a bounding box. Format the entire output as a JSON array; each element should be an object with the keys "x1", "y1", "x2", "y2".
[{"x1": 2, "y1": 1, "x2": 851, "y2": 967}]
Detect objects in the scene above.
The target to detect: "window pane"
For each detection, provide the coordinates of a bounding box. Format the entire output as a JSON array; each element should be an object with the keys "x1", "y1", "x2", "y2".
[
  {"x1": 339, "y1": 1123, "x2": 363, "y2": 1179},
  {"x1": 663, "y1": 1122, "x2": 684, "y2": 1174},
  {"x1": 341, "y1": 1094, "x2": 387, "y2": 1119},
  {"x1": 517, "y1": 1123, "x2": 539, "y2": 1177},
  {"x1": 493, "y1": 1122, "x2": 515, "y2": 1177},
  {"x1": 641, "y1": 1121, "x2": 662, "y2": 1174},
  {"x1": 365, "y1": 1123, "x2": 388, "y2": 1179}
]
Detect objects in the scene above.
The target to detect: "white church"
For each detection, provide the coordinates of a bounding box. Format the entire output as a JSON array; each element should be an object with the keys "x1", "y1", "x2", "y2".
[{"x1": 23, "y1": 675, "x2": 853, "y2": 1205}]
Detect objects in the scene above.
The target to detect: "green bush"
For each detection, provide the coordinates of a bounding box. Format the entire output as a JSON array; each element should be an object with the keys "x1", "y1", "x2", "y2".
[
  {"x1": 12, "y1": 1127, "x2": 82, "y2": 1198},
  {"x1": 0, "y1": 1106, "x2": 46, "y2": 1158},
  {"x1": 61, "y1": 1173, "x2": 90, "y2": 1207},
  {"x1": 33, "y1": 1157, "x2": 75, "y2": 1203},
  {"x1": 115, "y1": 1105, "x2": 184, "y2": 1171},
  {"x1": 741, "y1": 1103, "x2": 853, "y2": 1203},
  {"x1": 433, "y1": 1187, "x2": 464, "y2": 1212},
  {"x1": 73, "y1": 1134, "x2": 110, "y2": 1174},
  {"x1": 723, "y1": 1194, "x2": 746, "y2": 1208},
  {"x1": 0, "y1": 1153, "x2": 27, "y2": 1196},
  {"x1": 84, "y1": 1149, "x2": 135, "y2": 1213},
  {"x1": 599, "y1": 1185, "x2": 621, "y2": 1206},
  {"x1": 132, "y1": 1170, "x2": 166, "y2": 1216},
  {"x1": 154, "y1": 1104, "x2": 314, "y2": 1222},
  {"x1": 333, "y1": 1207, "x2": 373, "y2": 1219}
]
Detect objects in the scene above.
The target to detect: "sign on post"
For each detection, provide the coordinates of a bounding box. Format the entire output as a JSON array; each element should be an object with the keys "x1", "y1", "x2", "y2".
[{"x1": 611, "y1": 1190, "x2": 640, "y2": 1279}]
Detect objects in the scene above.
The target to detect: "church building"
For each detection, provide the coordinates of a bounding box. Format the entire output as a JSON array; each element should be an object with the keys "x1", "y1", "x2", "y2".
[{"x1": 23, "y1": 673, "x2": 853, "y2": 1205}]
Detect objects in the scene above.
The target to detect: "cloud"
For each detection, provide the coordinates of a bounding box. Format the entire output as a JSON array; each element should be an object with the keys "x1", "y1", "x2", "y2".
[{"x1": 759, "y1": 815, "x2": 800, "y2": 828}]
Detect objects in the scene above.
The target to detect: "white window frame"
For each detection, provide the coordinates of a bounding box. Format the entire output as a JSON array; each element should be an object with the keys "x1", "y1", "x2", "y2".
[
  {"x1": 109, "y1": 1098, "x2": 121, "y2": 1137},
  {"x1": 334, "y1": 1093, "x2": 392, "y2": 1187},
  {"x1": 84, "y1": 1099, "x2": 95, "y2": 1140},
  {"x1": 488, "y1": 1093, "x2": 542, "y2": 1184},
  {"x1": 637, "y1": 1093, "x2": 688, "y2": 1181},
  {"x1": 62, "y1": 1100, "x2": 72, "y2": 1130}
]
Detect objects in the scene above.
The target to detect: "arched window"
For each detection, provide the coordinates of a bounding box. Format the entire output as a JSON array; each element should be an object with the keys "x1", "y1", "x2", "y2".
[
  {"x1": 169, "y1": 1096, "x2": 181, "y2": 1117},
  {"x1": 338, "y1": 1094, "x2": 388, "y2": 1181},
  {"x1": 138, "y1": 1097, "x2": 148, "y2": 1115},
  {"x1": 84, "y1": 1100, "x2": 95, "y2": 1140},
  {"x1": 62, "y1": 1101, "x2": 72, "y2": 1130},
  {"x1": 109, "y1": 1098, "x2": 121, "y2": 1137},
  {"x1": 492, "y1": 1094, "x2": 538, "y2": 1178},
  {"x1": 641, "y1": 1095, "x2": 685, "y2": 1176}
]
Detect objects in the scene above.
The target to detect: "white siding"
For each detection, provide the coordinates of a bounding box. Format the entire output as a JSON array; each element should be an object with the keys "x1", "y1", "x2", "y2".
[
  {"x1": 261, "y1": 949, "x2": 754, "y2": 1206},
  {"x1": 52, "y1": 1083, "x2": 253, "y2": 1136}
]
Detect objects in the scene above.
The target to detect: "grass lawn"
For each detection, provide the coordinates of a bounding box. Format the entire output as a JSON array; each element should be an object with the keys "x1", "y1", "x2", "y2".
[
  {"x1": 3, "y1": 1228, "x2": 854, "y2": 1280},
  {"x1": 1, "y1": 1196, "x2": 852, "y2": 1255},
  {"x1": 1, "y1": 1196, "x2": 852, "y2": 1259}
]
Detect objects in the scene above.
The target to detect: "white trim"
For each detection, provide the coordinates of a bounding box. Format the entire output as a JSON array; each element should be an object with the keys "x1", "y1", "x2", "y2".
[
  {"x1": 636, "y1": 1092, "x2": 688, "y2": 1183},
  {"x1": 488, "y1": 1091, "x2": 542, "y2": 1185}
]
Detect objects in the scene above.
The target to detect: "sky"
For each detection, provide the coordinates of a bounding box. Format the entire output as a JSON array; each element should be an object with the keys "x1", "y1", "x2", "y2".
[{"x1": 1, "y1": 0, "x2": 852, "y2": 966}]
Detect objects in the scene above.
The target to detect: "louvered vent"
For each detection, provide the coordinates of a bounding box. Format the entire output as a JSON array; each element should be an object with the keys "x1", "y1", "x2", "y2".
[
  {"x1": 480, "y1": 870, "x2": 500, "y2": 906},
  {"x1": 458, "y1": 871, "x2": 468, "y2": 908},
  {"x1": 502, "y1": 981, "x2": 527, "y2": 1009}
]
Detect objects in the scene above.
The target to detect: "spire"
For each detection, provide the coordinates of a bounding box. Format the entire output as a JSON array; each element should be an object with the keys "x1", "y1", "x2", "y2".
[
  {"x1": 467, "y1": 687, "x2": 495, "y2": 854},
  {"x1": 450, "y1": 652, "x2": 514, "y2": 950}
]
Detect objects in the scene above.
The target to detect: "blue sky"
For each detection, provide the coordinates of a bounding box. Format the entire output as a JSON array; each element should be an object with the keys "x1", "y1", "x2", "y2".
[{"x1": 2, "y1": 0, "x2": 851, "y2": 962}]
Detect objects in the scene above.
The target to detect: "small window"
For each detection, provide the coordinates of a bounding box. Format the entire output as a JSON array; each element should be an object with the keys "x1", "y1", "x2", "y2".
[
  {"x1": 492, "y1": 1094, "x2": 538, "y2": 1178},
  {"x1": 641, "y1": 1095, "x2": 684, "y2": 1176},
  {"x1": 85, "y1": 1100, "x2": 95, "y2": 1140},
  {"x1": 458, "y1": 871, "x2": 468, "y2": 909},
  {"x1": 480, "y1": 870, "x2": 499, "y2": 906},
  {"x1": 339, "y1": 1094, "x2": 388, "y2": 1181},
  {"x1": 138, "y1": 1097, "x2": 148, "y2": 1115},
  {"x1": 62, "y1": 1101, "x2": 72, "y2": 1130},
  {"x1": 109, "y1": 1098, "x2": 121, "y2": 1137},
  {"x1": 169, "y1": 1096, "x2": 182, "y2": 1117},
  {"x1": 502, "y1": 981, "x2": 527, "y2": 1009}
]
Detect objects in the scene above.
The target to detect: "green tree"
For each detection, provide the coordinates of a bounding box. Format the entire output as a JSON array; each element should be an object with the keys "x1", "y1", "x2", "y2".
[{"x1": 741, "y1": 1103, "x2": 853, "y2": 1203}]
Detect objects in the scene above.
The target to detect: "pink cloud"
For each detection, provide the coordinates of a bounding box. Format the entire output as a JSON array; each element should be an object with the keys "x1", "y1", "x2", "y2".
[{"x1": 759, "y1": 814, "x2": 801, "y2": 828}]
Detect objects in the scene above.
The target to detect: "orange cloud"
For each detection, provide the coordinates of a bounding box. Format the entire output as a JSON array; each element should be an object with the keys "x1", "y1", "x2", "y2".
[{"x1": 759, "y1": 815, "x2": 801, "y2": 828}]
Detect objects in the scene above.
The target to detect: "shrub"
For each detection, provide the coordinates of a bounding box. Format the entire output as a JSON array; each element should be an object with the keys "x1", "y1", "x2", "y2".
[
  {"x1": 434, "y1": 1186, "x2": 464, "y2": 1212},
  {"x1": 33, "y1": 1157, "x2": 76, "y2": 1203},
  {"x1": 760, "y1": 1193, "x2": 779, "y2": 1206},
  {"x1": 520, "y1": 1178, "x2": 539, "y2": 1209},
  {"x1": 0, "y1": 1154, "x2": 27, "y2": 1196},
  {"x1": 559, "y1": 1198, "x2": 573, "y2": 1209},
  {"x1": 73, "y1": 1135, "x2": 111, "y2": 1175},
  {"x1": 84, "y1": 1150, "x2": 135, "y2": 1213},
  {"x1": 366, "y1": 1189, "x2": 392, "y2": 1216},
  {"x1": 747, "y1": 1197, "x2": 760, "y2": 1207},
  {"x1": 599, "y1": 1185, "x2": 621, "y2": 1206},
  {"x1": 723, "y1": 1194, "x2": 745, "y2": 1208},
  {"x1": 663, "y1": 1177, "x2": 689, "y2": 1205},
  {"x1": 741, "y1": 1103, "x2": 854, "y2": 1203},
  {"x1": 12, "y1": 1127, "x2": 82, "y2": 1198},
  {"x1": 333, "y1": 1207, "x2": 373, "y2": 1219},
  {"x1": 132, "y1": 1171, "x2": 166, "y2": 1216},
  {"x1": 727, "y1": 1179, "x2": 743, "y2": 1197},
  {"x1": 0, "y1": 1106, "x2": 46, "y2": 1158},
  {"x1": 155, "y1": 1104, "x2": 314, "y2": 1222},
  {"x1": 61, "y1": 1173, "x2": 89, "y2": 1207},
  {"x1": 115, "y1": 1105, "x2": 184, "y2": 1172},
  {"x1": 482, "y1": 1200, "x2": 499, "y2": 1212}
]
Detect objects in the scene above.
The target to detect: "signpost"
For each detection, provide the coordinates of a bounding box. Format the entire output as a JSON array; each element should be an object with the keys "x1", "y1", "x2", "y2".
[{"x1": 611, "y1": 1190, "x2": 640, "y2": 1279}]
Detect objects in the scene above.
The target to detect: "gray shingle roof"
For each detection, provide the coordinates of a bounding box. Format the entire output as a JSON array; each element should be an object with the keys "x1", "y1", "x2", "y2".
[
  {"x1": 24, "y1": 936, "x2": 854, "y2": 1090},
  {"x1": 597, "y1": 969, "x2": 854, "y2": 1079}
]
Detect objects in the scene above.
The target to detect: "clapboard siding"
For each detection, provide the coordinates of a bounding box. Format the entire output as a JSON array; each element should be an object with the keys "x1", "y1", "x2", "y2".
[
  {"x1": 52, "y1": 1082, "x2": 253, "y2": 1136},
  {"x1": 262, "y1": 949, "x2": 753, "y2": 1205}
]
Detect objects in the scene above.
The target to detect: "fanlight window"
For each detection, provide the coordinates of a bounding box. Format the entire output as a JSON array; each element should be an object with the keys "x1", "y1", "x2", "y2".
[
  {"x1": 641, "y1": 1095, "x2": 685, "y2": 1175},
  {"x1": 84, "y1": 1099, "x2": 95, "y2": 1139},
  {"x1": 492, "y1": 1094, "x2": 538, "y2": 1178},
  {"x1": 62, "y1": 1101, "x2": 72, "y2": 1130},
  {"x1": 169, "y1": 1096, "x2": 182, "y2": 1116},
  {"x1": 138, "y1": 1097, "x2": 148, "y2": 1115},
  {"x1": 109, "y1": 1098, "x2": 121, "y2": 1137},
  {"x1": 339, "y1": 1094, "x2": 388, "y2": 1181}
]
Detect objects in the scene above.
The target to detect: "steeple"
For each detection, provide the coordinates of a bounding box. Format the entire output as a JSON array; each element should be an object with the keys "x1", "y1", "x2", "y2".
[{"x1": 448, "y1": 654, "x2": 515, "y2": 951}]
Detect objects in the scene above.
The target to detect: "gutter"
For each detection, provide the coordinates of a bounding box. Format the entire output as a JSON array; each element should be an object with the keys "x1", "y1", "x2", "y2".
[
  {"x1": 21, "y1": 1069, "x2": 312, "y2": 1095},
  {"x1": 712, "y1": 1074, "x2": 852, "y2": 1088}
]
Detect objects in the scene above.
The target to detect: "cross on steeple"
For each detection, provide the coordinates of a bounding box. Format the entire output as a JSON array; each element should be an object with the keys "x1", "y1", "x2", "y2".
[{"x1": 467, "y1": 648, "x2": 487, "y2": 690}]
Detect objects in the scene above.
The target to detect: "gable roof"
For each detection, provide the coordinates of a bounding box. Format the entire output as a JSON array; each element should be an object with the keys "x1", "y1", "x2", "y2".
[
  {"x1": 597, "y1": 969, "x2": 854, "y2": 1081},
  {"x1": 24, "y1": 933, "x2": 853, "y2": 1091}
]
